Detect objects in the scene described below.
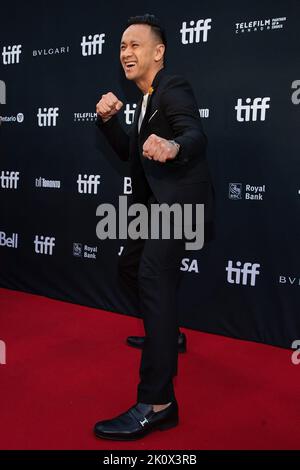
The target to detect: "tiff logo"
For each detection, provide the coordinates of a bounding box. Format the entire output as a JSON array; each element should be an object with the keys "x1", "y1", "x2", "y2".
[
  {"x1": 2, "y1": 45, "x2": 22, "y2": 64},
  {"x1": 81, "y1": 34, "x2": 105, "y2": 56},
  {"x1": 180, "y1": 19, "x2": 212, "y2": 44},
  {"x1": 235, "y1": 97, "x2": 270, "y2": 122},
  {"x1": 0, "y1": 171, "x2": 20, "y2": 189},
  {"x1": 77, "y1": 174, "x2": 101, "y2": 194},
  {"x1": 226, "y1": 260, "x2": 260, "y2": 286},
  {"x1": 34, "y1": 235, "x2": 55, "y2": 255},
  {"x1": 124, "y1": 103, "x2": 137, "y2": 125},
  {"x1": 0, "y1": 80, "x2": 6, "y2": 104},
  {"x1": 0, "y1": 340, "x2": 6, "y2": 364},
  {"x1": 37, "y1": 107, "x2": 59, "y2": 127}
]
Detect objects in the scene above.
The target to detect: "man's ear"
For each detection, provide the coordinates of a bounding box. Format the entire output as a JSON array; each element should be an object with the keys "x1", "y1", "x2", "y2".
[{"x1": 155, "y1": 43, "x2": 165, "y2": 62}]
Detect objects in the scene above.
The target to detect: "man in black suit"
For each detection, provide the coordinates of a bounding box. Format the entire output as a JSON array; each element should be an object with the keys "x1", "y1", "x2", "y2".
[{"x1": 94, "y1": 14, "x2": 214, "y2": 440}]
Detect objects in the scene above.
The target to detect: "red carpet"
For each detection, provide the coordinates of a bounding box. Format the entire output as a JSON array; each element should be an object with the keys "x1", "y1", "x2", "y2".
[{"x1": 0, "y1": 287, "x2": 299, "y2": 450}]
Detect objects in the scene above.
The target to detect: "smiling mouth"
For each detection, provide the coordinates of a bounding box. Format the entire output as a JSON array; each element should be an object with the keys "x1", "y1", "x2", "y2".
[{"x1": 125, "y1": 63, "x2": 136, "y2": 71}]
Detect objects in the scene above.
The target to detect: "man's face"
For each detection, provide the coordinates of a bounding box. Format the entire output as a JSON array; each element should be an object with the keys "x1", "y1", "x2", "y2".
[{"x1": 120, "y1": 24, "x2": 162, "y2": 81}]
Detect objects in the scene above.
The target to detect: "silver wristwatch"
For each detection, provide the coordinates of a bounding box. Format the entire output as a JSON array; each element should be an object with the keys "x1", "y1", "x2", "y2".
[{"x1": 169, "y1": 140, "x2": 180, "y2": 153}]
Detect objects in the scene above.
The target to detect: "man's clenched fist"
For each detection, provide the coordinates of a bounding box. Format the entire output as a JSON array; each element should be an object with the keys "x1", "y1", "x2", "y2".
[
  {"x1": 142, "y1": 134, "x2": 179, "y2": 163},
  {"x1": 96, "y1": 92, "x2": 123, "y2": 122}
]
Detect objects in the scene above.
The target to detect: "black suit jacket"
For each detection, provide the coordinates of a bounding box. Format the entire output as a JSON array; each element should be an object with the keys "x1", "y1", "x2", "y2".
[{"x1": 96, "y1": 67, "x2": 215, "y2": 225}]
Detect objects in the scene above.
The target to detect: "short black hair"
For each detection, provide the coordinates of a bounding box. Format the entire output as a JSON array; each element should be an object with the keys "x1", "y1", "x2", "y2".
[{"x1": 126, "y1": 14, "x2": 167, "y2": 54}]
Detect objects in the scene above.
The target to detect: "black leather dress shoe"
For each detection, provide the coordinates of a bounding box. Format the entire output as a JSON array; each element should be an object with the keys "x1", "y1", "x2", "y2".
[
  {"x1": 94, "y1": 401, "x2": 178, "y2": 441},
  {"x1": 127, "y1": 331, "x2": 187, "y2": 353}
]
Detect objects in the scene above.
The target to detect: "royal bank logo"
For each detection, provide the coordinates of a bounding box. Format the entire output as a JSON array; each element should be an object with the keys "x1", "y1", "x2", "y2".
[
  {"x1": 81, "y1": 34, "x2": 105, "y2": 56},
  {"x1": 73, "y1": 242, "x2": 98, "y2": 259},
  {"x1": 226, "y1": 260, "x2": 260, "y2": 286},
  {"x1": 74, "y1": 111, "x2": 97, "y2": 122},
  {"x1": 291, "y1": 80, "x2": 300, "y2": 105},
  {"x1": 77, "y1": 174, "x2": 101, "y2": 194},
  {"x1": 228, "y1": 183, "x2": 242, "y2": 200},
  {"x1": 37, "y1": 107, "x2": 59, "y2": 127},
  {"x1": 73, "y1": 243, "x2": 82, "y2": 257},
  {"x1": 34, "y1": 235, "x2": 55, "y2": 255},
  {"x1": 0, "y1": 231, "x2": 19, "y2": 249},
  {"x1": 35, "y1": 177, "x2": 61, "y2": 189},
  {"x1": 32, "y1": 46, "x2": 70, "y2": 57},
  {"x1": 229, "y1": 183, "x2": 266, "y2": 201},
  {"x1": 0, "y1": 80, "x2": 6, "y2": 104},
  {"x1": 235, "y1": 97, "x2": 270, "y2": 122},
  {"x1": 2, "y1": 45, "x2": 22, "y2": 64},
  {"x1": 0, "y1": 171, "x2": 20, "y2": 189},
  {"x1": 0, "y1": 113, "x2": 24, "y2": 124},
  {"x1": 180, "y1": 18, "x2": 212, "y2": 44},
  {"x1": 235, "y1": 17, "x2": 287, "y2": 34}
]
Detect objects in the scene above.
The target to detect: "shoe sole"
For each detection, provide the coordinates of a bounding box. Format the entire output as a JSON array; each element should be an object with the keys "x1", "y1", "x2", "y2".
[
  {"x1": 94, "y1": 418, "x2": 179, "y2": 441},
  {"x1": 126, "y1": 341, "x2": 187, "y2": 354}
]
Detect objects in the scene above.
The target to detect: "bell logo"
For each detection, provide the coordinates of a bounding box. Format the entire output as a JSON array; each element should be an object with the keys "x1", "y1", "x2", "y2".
[{"x1": 226, "y1": 260, "x2": 260, "y2": 286}]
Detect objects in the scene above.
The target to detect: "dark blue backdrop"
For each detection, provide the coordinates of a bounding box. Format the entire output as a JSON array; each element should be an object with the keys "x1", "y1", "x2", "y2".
[{"x1": 0, "y1": 0, "x2": 299, "y2": 347}]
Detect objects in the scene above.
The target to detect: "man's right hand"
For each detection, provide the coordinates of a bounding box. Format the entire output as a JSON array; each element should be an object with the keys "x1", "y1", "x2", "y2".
[{"x1": 96, "y1": 92, "x2": 123, "y2": 123}]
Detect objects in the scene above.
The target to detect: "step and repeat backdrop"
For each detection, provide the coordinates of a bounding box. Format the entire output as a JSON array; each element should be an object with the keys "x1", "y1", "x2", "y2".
[{"x1": 0, "y1": 1, "x2": 299, "y2": 347}]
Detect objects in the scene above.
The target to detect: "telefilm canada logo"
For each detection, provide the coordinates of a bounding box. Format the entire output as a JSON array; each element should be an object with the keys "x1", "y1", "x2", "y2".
[
  {"x1": 74, "y1": 112, "x2": 97, "y2": 122},
  {"x1": 235, "y1": 17, "x2": 287, "y2": 34}
]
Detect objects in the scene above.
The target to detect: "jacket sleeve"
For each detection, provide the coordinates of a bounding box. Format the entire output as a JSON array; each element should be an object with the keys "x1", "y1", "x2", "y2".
[
  {"x1": 160, "y1": 75, "x2": 207, "y2": 165},
  {"x1": 95, "y1": 114, "x2": 130, "y2": 162}
]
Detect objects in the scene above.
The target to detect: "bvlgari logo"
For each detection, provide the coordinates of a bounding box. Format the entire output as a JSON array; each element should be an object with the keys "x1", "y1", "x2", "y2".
[{"x1": 32, "y1": 46, "x2": 70, "y2": 57}]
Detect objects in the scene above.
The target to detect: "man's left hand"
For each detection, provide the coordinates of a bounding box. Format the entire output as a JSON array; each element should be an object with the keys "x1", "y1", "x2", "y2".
[{"x1": 142, "y1": 134, "x2": 179, "y2": 163}]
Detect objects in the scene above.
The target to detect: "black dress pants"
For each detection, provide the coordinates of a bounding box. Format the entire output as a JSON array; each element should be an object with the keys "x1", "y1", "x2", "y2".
[{"x1": 117, "y1": 193, "x2": 187, "y2": 404}]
